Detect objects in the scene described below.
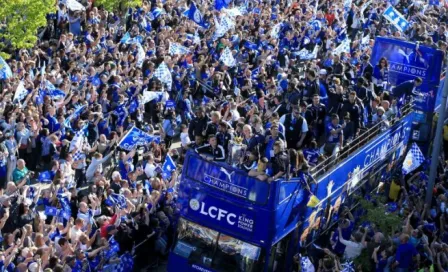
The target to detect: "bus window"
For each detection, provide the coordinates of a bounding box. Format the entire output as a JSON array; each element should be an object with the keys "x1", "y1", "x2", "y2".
[
  {"x1": 173, "y1": 219, "x2": 218, "y2": 268},
  {"x1": 213, "y1": 234, "x2": 262, "y2": 272}
]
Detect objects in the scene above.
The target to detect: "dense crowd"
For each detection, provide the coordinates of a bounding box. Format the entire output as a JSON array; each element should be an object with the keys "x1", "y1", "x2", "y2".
[{"x1": 0, "y1": 0, "x2": 447, "y2": 271}]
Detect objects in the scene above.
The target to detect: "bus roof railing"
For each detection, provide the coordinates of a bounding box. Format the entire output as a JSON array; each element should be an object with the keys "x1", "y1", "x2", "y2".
[{"x1": 310, "y1": 102, "x2": 414, "y2": 179}]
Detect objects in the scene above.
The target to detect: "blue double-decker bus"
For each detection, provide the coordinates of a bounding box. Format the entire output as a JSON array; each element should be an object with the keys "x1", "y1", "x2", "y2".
[
  {"x1": 167, "y1": 37, "x2": 444, "y2": 272},
  {"x1": 168, "y1": 149, "x2": 308, "y2": 272}
]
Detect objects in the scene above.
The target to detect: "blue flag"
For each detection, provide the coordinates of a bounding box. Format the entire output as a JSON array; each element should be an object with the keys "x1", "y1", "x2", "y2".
[
  {"x1": 383, "y1": 6, "x2": 409, "y2": 33},
  {"x1": 45, "y1": 89, "x2": 66, "y2": 100},
  {"x1": 38, "y1": 171, "x2": 53, "y2": 183},
  {"x1": 215, "y1": 0, "x2": 228, "y2": 10},
  {"x1": 429, "y1": 0, "x2": 440, "y2": 6},
  {"x1": 243, "y1": 40, "x2": 258, "y2": 51},
  {"x1": 162, "y1": 154, "x2": 176, "y2": 180},
  {"x1": 402, "y1": 143, "x2": 425, "y2": 175},
  {"x1": 45, "y1": 206, "x2": 59, "y2": 216},
  {"x1": 106, "y1": 193, "x2": 127, "y2": 209},
  {"x1": 0, "y1": 56, "x2": 12, "y2": 80},
  {"x1": 118, "y1": 126, "x2": 160, "y2": 151},
  {"x1": 64, "y1": 105, "x2": 87, "y2": 129},
  {"x1": 188, "y1": 2, "x2": 207, "y2": 28},
  {"x1": 165, "y1": 100, "x2": 176, "y2": 109}
]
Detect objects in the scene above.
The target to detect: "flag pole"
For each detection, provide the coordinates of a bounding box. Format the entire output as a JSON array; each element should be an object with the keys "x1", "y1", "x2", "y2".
[{"x1": 426, "y1": 63, "x2": 448, "y2": 205}]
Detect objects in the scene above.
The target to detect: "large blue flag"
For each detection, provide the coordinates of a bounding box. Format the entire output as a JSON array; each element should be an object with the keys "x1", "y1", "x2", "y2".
[
  {"x1": 188, "y1": 2, "x2": 207, "y2": 28},
  {"x1": 162, "y1": 154, "x2": 177, "y2": 180},
  {"x1": 402, "y1": 143, "x2": 425, "y2": 175},
  {"x1": 118, "y1": 126, "x2": 160, "y2": 151},
  {"x1": 0, "y1": 56, "x2": 12, "y2": 80}
]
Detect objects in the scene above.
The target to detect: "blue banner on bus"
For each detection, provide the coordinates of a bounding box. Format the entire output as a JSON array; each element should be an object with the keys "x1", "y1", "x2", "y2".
[
  {"x1": 314, "y1": 113, "x2": 413, "y2": 205},
  {"x1": 370, "y1": 37, "x2": 443, "y2": 113},
  {"x1": 186, "y1": 195, "x2": 256, "y2": 235},
  {"x1": 184, "y1": 156, "x2": 270, "y2": 204}
]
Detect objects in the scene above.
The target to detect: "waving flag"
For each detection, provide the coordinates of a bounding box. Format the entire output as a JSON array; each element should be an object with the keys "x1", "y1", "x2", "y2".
[
  {"x1": 188, "y1": 2, "x2": 207, "y2": 28},
  {"x1": 65, "y1": 0, "x2": 85, "y2": 11},
  {"x1": 120, "y1": 32, "x2": 143, "y2": 44},
  {"x1": 333, "y1": 39, "x2": 351, "y2": 55},
  {"x1": 105, "y1": 193, "x2": 128, "y2": 209},
  {"x1": 402, "y1": 143, "x2": 425, "y2": 175},
  {"x1": 295, "y1": 45, "x2": 319, "y2": 60},
  {"x1": 38, "y1": 171, "x2": 53, "y2": 183},
  {"x1": 0, "y1": 56, "x2": 12, "y2": 80},
  {"x1": 383, "y1": 6, "x2": 410, "y2": 33},
  {"x1": 215, "y1": 0, "x2": 228, "y2": 11},
  {"x1": 220, "y1": 47, "x2": 236, "y2": 67},
  {"x1": 64, "y1": 105, "x2": 86, "y2": 129},
  {"x1": 45, "y1": 206, "x2": 59, "y2": 216},
  {"x1": 270, "y1": 23, "x2": 282, "y2": 39},
  {"x1": 46, "y1": 89, "x2": 66, "y2": 100},
  {"x1": 162, "y1": 154, "x2": 177, "y2": 180},
  {"x1": 152, "y1": 7, "x2": 166, "y2": 19},
  {"x1": 118, "y1": 126, "x2": 160, "y2": 150},
  {"x1": 13, "y1": 81, "x2": 28, "y2": 103},
  {"x1": 343, "y1": 0, "x2": 353, "y2": 20},
  {"x1": 154, "y1": 62, "x2": 172, "y2": 91},
  {"x1": 136, "y1": 43, "x2": 145, "y2": 68},
  {"x1": 168, "y1": 42, "x2": 190, "y2": 56},
  {"x1": 429, "y1": 0, "x2": 440, "y2": 6},
  {"x1": 360, "y1": 35, "x2": 370, "y2": 51},
  {"x1": 212, "y1": 14, "x2": 235, "y2": 40},
  {"x1": 105, "y1": 237, "x2": 120, "y2": 260},
  {"x1": 142, "y1": 90, "x2": 167, "y2": 104},
  {"x1": 251, "y1": 67, "x2": 260, "y2": 80},
  {"x1": 244, "y1": 40, "x2": 258, "y2": 51}
]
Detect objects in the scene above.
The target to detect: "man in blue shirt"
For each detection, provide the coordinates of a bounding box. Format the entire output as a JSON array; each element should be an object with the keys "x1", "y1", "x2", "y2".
[
  {"x1": 322, "y1": 114, "x2": 344, "y2": 157},
  {"x1": 393, "y1": 234, "x2": 419, "y2": 271}
]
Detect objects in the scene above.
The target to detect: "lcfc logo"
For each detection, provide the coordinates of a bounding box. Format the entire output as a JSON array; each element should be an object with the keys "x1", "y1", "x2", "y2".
[{"x1": 189, "y1": 199, "x2": 200, "y2": 211}]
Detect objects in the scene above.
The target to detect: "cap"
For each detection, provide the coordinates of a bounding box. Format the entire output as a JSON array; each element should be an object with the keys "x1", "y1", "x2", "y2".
[{"x1": 319, "y1": 69, "x2": 327, "y2": 75}]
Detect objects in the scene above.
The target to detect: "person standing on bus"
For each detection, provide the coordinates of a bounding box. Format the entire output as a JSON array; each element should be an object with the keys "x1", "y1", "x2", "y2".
[
  {"x1": 257, "y1": 141, "x2": 289, "y2": 182},
  {"x1": 264, "y1": 123, "x2": 286, "y2": 161},
  {"x1": 322, "y1": 114, "x2": 344, "y2": 157},
  {"x1": 279, "y1": 101, "x2": 309, "y2": 149},
  {"x1": 195, "y1": 135, "x2": 226, "y2": 162}
]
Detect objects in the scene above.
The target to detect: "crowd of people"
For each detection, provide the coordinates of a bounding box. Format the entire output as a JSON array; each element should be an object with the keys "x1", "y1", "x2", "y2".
[{"x1": 0, "y1": 0, "x2": 447, "y2": 271}]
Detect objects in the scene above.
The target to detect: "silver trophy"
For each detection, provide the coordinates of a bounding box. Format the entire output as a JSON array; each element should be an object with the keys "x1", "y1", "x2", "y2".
[{"x1": 227, "y1": 137, "x2": 246, "y2": 167}]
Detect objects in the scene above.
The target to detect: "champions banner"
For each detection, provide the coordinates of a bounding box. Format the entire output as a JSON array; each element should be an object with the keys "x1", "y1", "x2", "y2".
[{"x1": 370, "y1": 37, "x2": 444, "y2": 113}]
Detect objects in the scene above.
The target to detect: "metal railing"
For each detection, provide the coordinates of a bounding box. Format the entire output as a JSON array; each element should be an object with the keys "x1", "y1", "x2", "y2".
[{"x1": 311, "y1": 102, "x2": 414, "y2": 179}]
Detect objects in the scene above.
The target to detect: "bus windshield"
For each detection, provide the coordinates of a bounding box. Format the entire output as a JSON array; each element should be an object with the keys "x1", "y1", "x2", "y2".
[{"x1": 173, "y1": 219, "x2": 263, "y2": 272}]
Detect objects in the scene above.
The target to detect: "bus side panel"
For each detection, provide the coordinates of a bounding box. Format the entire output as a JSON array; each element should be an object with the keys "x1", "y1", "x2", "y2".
[
  {"x1": 273, "y1": 182, "x2": 309, "y2": 244},
  {"x1": 168, "y1": 252, "x2": 217, "y2": 272},
  {"x1": 178, "y1": 182, "x2": 276, "y2": 246}
]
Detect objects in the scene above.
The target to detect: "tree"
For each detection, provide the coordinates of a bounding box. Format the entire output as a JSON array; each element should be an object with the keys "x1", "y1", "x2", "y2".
[
  {"x1": 0, "y1": 0, "x2": 56, "y2": 57},
  {"x1": 94, "y1": 0, "x2": 142, "y2": 12}
]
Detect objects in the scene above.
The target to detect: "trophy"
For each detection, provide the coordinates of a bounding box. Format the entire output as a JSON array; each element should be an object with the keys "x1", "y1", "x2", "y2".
[{"x1": 228, "y1": 136, "x2": 246, "y2": 167}]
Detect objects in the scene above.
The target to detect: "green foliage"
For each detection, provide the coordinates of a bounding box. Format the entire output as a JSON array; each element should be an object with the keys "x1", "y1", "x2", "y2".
[
  {"x1": 0, "y1": 0, "x2": 56, "y2": 54},
  {"x1": 357, "y1": 196, "x2": 402, "y2": 236},
  {"x1": 352, "y1": 196, "x2": 403, "y2": 272},
  {"x1": 95, "y1": 0, "x2": 142, "y2": 12}
]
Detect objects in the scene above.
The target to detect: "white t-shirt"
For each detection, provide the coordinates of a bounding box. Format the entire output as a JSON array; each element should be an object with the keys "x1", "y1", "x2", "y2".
[
  {"x1": 144, "y1": 162, "x2": 156, "y2": 178},
  {"x1": 70, "y1": 226, "x2": 83, "y2": 243},
  {"x1": 180, "y1": 132, "x2": 191, "y2": 148}
]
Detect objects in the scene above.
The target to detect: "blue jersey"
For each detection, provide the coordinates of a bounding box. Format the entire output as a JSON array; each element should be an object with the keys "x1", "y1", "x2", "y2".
[
  {"x1": 326, "y1": 123, "x2": 342, "y2": 144},
  {"x1": 303, "y1": 148, "x2": 320, "y2": 166}
]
